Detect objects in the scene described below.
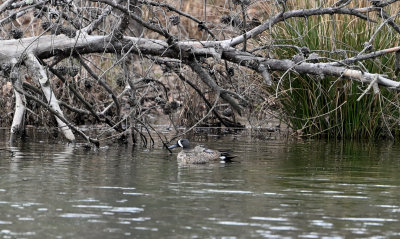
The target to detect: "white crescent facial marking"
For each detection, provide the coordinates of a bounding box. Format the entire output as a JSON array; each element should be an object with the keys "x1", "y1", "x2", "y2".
[{"x1": 178, "y1": 139, "x2": 183, "y2": 148}]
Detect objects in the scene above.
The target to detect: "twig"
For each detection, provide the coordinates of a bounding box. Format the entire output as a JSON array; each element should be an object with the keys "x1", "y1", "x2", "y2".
[
  {"x1": 13, "y1": 83, "x2": 99, "y2": 146},
  {"x1": 357, "y1": 75, "x2": 379, "y2": 101},
  {"x1": 76, "y1": 55, "x2": 121, "y2": 118},
  {"x1": 168, "y1": 92, "x2": 221, "y2": 144}
]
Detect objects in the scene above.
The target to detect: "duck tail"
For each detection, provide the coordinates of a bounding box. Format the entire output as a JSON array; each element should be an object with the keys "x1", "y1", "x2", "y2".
[{"x1": 219, "y1": 152, "x2": 236, "y2": 162}]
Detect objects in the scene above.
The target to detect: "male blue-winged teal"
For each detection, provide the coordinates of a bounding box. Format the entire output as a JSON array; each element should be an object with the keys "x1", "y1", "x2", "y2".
[{"x1": 168, "y1": 139, "x2": 236, "y2": 164}]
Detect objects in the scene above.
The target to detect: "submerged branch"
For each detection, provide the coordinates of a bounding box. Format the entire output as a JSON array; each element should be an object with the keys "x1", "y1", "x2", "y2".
[
  {"x1": 13, "y1": 83, "x2": 99, "y2": 146},
  {"x1": 2, "y1": 0, "x2": 400, "y2": 143}
]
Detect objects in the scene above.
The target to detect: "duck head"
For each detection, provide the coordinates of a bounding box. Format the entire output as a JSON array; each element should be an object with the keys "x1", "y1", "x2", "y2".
[{"x1": 168, "y1": 139, "x2": 190, "y2": 150}]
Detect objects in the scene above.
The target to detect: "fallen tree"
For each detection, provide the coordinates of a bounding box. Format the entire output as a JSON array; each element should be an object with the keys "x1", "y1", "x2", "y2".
[{"x1": 1, "y1": 0, "x2": 400, "y2": 145}]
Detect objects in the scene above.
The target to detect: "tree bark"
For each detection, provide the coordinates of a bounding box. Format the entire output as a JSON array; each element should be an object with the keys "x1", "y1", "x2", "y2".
[
  {"x1": 1, "y1": 1, "x2": 400, "y2": 144},
  {"x1": 10, "y1": 75, "x2": 26, "y2": 142},
  {"x1": 24, "y1": 54, "x2": 75, "y2": 142}
]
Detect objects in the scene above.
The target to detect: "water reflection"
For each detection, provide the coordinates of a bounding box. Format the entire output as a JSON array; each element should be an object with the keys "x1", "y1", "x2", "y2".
[{"x1": 0, "y1": 132, "x2": 399, "y2": 238}]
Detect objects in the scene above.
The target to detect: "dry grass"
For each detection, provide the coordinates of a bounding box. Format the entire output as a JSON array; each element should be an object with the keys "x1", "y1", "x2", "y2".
[{"x1": 2, "y1": 0, "x2": 400, "y2": 135}]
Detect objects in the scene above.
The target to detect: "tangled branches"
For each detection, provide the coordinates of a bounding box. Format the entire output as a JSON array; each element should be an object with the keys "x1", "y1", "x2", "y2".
[{"x1": 1, "y1": 0, "x2": 400, "y2": 145}]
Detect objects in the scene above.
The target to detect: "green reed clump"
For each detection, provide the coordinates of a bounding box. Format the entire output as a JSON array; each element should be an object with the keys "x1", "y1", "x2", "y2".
[{"x1": 269, "y1": 11, "x2": 400, "y2": 139}]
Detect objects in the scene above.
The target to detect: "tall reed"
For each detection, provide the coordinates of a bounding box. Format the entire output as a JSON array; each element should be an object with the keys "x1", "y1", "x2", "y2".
[{"x1": 269, "y1": 3, "x2": 400, "y2": 139}]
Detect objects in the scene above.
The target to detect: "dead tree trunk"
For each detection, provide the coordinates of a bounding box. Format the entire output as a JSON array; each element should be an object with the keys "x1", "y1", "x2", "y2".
[
  {"x1": 10, "y1": 64, "x2": 26, "y2": 142},
  {"x1": 1, "y1": 0, "x2": 400, "y2": 144}
]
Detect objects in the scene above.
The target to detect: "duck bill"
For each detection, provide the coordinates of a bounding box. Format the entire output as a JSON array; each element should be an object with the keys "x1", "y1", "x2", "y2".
[{"x1": 168, "y1": 143, "x2": 179, "y2": 149}]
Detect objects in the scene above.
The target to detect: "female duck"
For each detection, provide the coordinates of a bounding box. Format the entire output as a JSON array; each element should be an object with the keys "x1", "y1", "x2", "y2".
[{"x1": 168, "y1": 139, "x2": 236, "y2": 164}]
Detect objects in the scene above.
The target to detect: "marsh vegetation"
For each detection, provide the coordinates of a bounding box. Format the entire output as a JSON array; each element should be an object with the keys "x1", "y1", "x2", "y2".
[{"x1": 1, "y1": 0, "x2": 400, "y2": 145}]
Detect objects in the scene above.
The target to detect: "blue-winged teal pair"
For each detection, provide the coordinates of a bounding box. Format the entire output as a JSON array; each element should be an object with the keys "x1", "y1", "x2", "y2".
[{"x1": 168, "y1": 139, "x2": 236, "y2": 164}]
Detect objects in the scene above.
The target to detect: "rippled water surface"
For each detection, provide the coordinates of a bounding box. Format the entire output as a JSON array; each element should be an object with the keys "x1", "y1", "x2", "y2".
[{"x1": 0, "y1": 130, "x2": 400, "y2": 238}]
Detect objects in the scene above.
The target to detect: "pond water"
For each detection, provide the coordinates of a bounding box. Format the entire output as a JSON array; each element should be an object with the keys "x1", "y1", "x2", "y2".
[{"x1": 0, "y1": 130, "x2": 399, "y2": 238}]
